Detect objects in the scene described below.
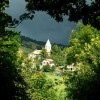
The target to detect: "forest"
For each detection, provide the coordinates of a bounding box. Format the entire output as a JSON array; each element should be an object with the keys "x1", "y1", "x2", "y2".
[{"x1": 0, "y1": 0, "x2": 100, "y2": 100}]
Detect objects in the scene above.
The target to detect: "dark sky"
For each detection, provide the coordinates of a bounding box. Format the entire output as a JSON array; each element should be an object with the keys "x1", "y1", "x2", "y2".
[{"x1": 6, "y1": 0, "x2": 77, "y2": 45}]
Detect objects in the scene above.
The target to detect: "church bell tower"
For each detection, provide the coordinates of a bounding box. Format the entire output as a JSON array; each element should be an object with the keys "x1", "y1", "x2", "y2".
[{"x1": 45, "y1": 39, "x2": 51, "y2": 55}]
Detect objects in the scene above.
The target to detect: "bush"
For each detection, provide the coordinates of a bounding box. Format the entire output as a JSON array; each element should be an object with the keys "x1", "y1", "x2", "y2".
[
  {"x1": 42, "y1": 65, "x2": 51, "y2": 72},
  {"x1": 50, "y1": 66, "x2": 55, "y2": 72},
  {"x1": 42, "y1": 65, "x2": 55, "y2": 72}
]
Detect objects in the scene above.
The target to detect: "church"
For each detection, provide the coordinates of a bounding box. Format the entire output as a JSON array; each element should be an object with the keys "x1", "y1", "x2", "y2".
[
  {"x1": 45, "y1": 39, "x2": 51, "y2": 55},
  {"x1": 28, "y1": 39, "x2": 52, "y2": 59}
]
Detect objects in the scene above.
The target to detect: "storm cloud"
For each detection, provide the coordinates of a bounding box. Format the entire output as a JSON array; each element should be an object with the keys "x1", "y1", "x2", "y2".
[{"x1": 6, "y1": 0, "x2": 77, "y2": 45}]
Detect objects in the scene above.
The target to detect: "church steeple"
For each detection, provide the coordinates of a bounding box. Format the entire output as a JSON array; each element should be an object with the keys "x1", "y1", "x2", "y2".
[{"x1": 45, "y1": 39, "x2": 51, "y2": 53}]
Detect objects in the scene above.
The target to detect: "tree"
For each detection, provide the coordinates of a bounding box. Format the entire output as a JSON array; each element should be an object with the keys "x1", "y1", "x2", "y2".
[
  {"x1": 24, "y1": 0, "x2": 100, "y2": 29},
  {"x1": 0, "y1": 1, "x2": 29, "y2": 99},
  {"x1": 42, "y1": 64, "x2": 51, "y2": 72},
  {"x1": 64, "y1": 23, "x2": 100, "y2": 100},
  {"x1": 30, "y1": 72, "x2": 57, "y2": 100},
  {"x1": 51, "y1": 45, "x2": 66, "y2": 66},
  {"x1": 0, "y1": 30, "x2": 30, "y2": 100},
  {"x1": 2, "y1": 0, "x2": 100, "y2": 99},
  {"x1": 40, "y1": 48, "x2": 48, "y2": 60}
]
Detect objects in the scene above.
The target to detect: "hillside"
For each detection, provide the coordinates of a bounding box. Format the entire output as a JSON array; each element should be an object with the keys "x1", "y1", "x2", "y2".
[{"x1": 20, "y1": 35, "x2": 67, "y2": 56}]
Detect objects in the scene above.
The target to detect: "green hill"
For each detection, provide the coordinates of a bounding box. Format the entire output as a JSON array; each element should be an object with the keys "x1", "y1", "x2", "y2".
[{"x1": 20, "y1": 35, "x2": 66, "y2": 56}]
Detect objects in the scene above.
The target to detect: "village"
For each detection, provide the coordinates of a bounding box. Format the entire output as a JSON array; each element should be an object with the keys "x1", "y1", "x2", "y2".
[
  {"x1": 25, "y1": 39, "x2": 74, "y2": 74},
  {"x1": 2, "y1": 0, "x2": 100, "y2": 99}
]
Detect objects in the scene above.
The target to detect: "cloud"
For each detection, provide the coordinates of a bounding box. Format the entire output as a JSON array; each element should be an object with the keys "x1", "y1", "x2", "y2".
[{"x1": 6, "y1": 0, "x2": 77, "y2": 45}]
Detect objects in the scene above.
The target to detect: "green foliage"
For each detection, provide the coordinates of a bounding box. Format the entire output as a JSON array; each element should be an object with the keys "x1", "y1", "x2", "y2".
[
  {"x1": 0, "y1": 30, "x2": 29, "y2": 100},
  {"x1": 51, "y1": 45, "x2": 66, "y2": 66},
  {"x1": 52, "y1": 45, "x2": 61, "y2": 54},
  {"x1": 50, "y1": 65, "x2": 56, "y2": 72},
  {"x1": 19, "y1": 55, "x2": 57, "y2": 99},
  {"x1": 0, "y1": 2, "x2": 29, "y2": 99},
  {"x1": 42, "y1": 65, "x2": 51, "y2": 72},
  {"x1": 65, "y1": 23, "x2": 100, "y2": 100},
  {"x1": 42, "y1": 65, "x2": 55, "y2": 72},
  {"x1": 20, "y1": 46, "x2": 33, "y2": 57},
  {"x1": 29, "y1": 73, "x2": 57, "y2": 100},
  {"x1": 31, "y1": 73, "x2": 46, "y2": 90},
  {"x1": 20, "y1": 35, "x2": 44, "y2": 51},
  {"x1": 40, "y1": 48, "x2": 48, "y2": 60}
]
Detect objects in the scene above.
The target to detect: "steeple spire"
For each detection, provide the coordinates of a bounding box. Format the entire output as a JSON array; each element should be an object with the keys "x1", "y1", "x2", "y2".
[{"x1": 45, "y1": 39, "x2": 51, "y2": 53}]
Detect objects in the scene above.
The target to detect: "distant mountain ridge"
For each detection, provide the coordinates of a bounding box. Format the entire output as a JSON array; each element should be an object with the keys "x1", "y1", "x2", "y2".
[
  {"x1": 20, "y1": 35, "x2": 67, "y2": 56},
  {"x1": 21, "y1": 35, "x2": 45, "y2": 49}
]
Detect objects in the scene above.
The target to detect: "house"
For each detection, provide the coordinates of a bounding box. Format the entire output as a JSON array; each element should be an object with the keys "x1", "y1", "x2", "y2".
[
  {"x1": 42, "y1": 59, "x2": 55, "y2": 67},
  {"x1": 28, "y1": 49, "x2": 41, "y2": 59},
  {"x1": 66, "y1": 63, "x2": 75, "y2": 71}
]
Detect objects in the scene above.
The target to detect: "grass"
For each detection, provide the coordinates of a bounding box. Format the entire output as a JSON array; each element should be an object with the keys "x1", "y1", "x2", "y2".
[
  {"x1": 44, "y1": 68, "x2": 66, "y2": 100},
  {"x1": 45, "y1": 72, "x2": 63, "y2": 81},
  {"x1": 20, "y1": 46, "x2": 33, "y2": 57}
]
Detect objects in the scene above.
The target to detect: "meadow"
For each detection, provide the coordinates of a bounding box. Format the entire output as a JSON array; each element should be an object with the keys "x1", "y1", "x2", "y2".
[{"x1": 44, "y1": 68, "x2": 67, "y2": 100}]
